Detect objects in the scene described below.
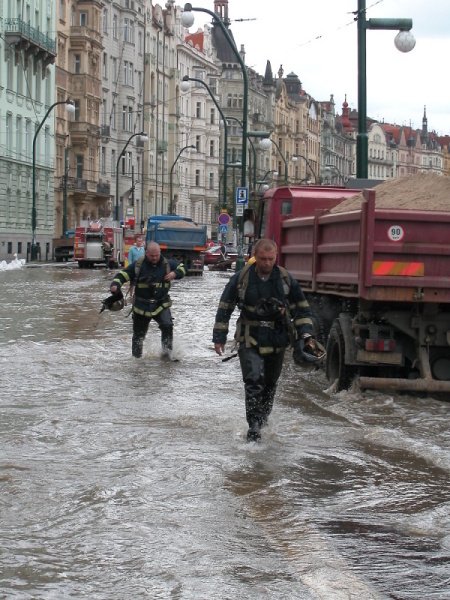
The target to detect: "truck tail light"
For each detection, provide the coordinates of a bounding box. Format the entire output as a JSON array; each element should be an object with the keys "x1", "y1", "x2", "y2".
[{"x1": 365, "y1": 339, "x2": 396, "y2": 352}]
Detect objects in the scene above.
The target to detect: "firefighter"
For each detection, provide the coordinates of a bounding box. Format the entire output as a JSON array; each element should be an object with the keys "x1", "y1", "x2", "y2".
[
  {"x1": 109, "y1": 241, "x2": 186, "y2": 358},
  {"x1": 213, "y1": 238, "x2": 323, "y2": 442}
]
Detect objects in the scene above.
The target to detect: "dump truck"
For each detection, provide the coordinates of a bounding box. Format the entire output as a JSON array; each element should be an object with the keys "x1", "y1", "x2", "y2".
[
  {"x1": 146, "y1": 215, "x2": 207, "y2": 275},
  {"x1": 52, "y1": 229, "x2": 75, "y2": 262},
  {"x1": 260, "y1": 181, "x2": 450, "y2": 394}
]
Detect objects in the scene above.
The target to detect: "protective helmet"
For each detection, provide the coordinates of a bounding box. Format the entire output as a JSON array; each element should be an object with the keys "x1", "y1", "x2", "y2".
[
  {"x1": 293, "y1": 337, "x2": 327, "y2": 365},
  {"x1": 100, "y1": 291, "x2": 124, "y2": 313},
  {"x1": 254, "y1": 297, "x2": 285, "y2": 319}
]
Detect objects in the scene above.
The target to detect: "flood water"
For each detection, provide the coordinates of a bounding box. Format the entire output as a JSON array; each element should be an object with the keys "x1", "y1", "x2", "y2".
[{"x1": 1, "y1": 265, "x2": 449, "y2": 599}]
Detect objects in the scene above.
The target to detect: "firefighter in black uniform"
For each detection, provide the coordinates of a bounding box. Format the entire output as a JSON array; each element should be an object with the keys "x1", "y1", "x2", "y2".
[
  {"x1": 213, "y1": 238, "x2": 322, "y2": 442},
  {"x1": 110, "y1": 241, "x2": 186, "y2": 358}
]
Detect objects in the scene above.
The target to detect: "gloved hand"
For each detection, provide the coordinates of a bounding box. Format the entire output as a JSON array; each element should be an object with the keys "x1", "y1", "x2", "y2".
[
  {"x1": 293, "y1": 334, "x2": 326, "y2": 365},
  {"x1": 110, "y1": 283, "x2": 121, "y2": 295}
]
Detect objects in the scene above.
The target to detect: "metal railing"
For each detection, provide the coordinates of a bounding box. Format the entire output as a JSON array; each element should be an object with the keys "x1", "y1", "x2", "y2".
[{"x1": 3, "y1": 18, "x2": 56, "y2": 54}]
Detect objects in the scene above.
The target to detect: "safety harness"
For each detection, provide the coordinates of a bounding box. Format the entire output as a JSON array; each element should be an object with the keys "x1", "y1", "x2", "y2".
[
  {"x1": 130, "y1": 256, "x2": 172, "y2": 317},
  {"x1": 235, "y1": 264, "x2": 294, "y2": 354}
]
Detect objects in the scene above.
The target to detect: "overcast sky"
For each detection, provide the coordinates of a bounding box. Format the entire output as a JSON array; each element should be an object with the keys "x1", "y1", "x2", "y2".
[{"x1": 185, "y1": 0, "x2": 450, "y2": 136}]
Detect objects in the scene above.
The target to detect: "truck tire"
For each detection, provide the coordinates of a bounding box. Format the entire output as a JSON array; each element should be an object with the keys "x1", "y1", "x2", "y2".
[{"x1": 326, "y1": 321, "x2": 356, "y2": 391}]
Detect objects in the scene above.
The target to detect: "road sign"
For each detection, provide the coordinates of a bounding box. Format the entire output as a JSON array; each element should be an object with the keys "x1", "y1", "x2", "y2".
[
  {"x1": 218, "y1": 212, "x2": 230, "y2": 225},
  {"x1": 235, "y1": 187, "x2": 249, "y2": 204},
  {"x1": 235, "y1": 205, "x2": 244, "y2": 216},
  {"x1": 219, "y1": 224, "x2": 228, "y2": 234}
]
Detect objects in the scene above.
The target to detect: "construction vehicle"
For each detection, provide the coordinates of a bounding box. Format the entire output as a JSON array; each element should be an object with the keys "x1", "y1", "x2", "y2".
[
  {"x1": 259, "y1": 183, "x2": 450, "y2": 394},
  {"x1": 52, "y1": 229, "x2": 75, "y2": 262},
  {"x1": 146, "y1": 215, "x2": 207, "y2": 275},
  {"x1": 74, "y1": 220, "x2": 124, "y2": 269}
]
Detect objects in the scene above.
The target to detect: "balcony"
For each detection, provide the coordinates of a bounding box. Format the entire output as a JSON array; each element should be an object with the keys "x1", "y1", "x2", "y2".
[
  {"x1": 3, "y1": 18, "x2": 56, "y2": 66},
  {"x1": 70, "y1": 73, "x2": 101, "y2": 99},
  {"x1": 67, "y1": 177, "x2": 87, "y2": 191},
  {"x1": 69, "y1": 121, "x2": 100, "y2": 146},
  {"x1": 97, "y1": 181, "x2": 111, "y2": 196},
  {"x1": 70, "y1": 25, "x2": 102, "y2": 49}
]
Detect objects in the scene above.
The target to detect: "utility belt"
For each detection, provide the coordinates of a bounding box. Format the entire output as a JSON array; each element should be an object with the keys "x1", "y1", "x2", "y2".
[
  {"x1": 235, "y1": 316, "x2": 289, "y2": 353},
  {"x1": 240, "y1": 318, "x2": 279, "y2": 329}
]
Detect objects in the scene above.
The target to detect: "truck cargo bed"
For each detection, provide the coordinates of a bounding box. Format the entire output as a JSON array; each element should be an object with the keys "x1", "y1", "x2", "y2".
[{"x1": 281, "y1": 189, "x2": 450, "y2": 303}]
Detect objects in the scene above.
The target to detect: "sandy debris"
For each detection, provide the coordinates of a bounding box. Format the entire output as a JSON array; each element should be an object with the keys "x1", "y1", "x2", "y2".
[{"x1": 330, "y1": 173, "x2": 450, "y2": 213}]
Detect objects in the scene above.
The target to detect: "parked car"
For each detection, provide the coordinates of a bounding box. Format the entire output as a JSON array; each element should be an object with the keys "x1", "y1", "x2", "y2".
[{"x1": 202, "y1": 244, "x2": 239, "y2": 265}]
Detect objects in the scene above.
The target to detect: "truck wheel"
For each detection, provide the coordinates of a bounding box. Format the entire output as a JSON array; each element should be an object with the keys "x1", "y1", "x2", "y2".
[{"x1": 326, "y1": 321, "x2": 355, "y2": 391}]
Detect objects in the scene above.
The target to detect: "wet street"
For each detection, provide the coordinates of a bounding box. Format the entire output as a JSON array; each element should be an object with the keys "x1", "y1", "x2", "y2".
[{"x1": 1, "y1": 265, "x2": 449, "y2": 599}]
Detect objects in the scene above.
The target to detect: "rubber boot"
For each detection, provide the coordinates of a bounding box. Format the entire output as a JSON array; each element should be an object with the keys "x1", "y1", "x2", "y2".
[
  {"x1": 260, "y1": 385, "x2": 276, "y2": 427},
  {"x1": 160, "y1": 326, "x2": 173, "y2": 357},
  {"x1": 132, "y1": 335, "x2": 144, "y2": 358}
]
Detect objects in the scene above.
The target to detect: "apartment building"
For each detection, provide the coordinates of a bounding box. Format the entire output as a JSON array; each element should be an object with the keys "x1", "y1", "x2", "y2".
[{"x1": 0, "y1": 0, "x2": 57, "y2": 260}]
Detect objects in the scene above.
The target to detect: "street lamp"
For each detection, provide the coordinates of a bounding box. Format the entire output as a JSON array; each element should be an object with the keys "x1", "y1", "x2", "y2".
[
  {"x1": 292, "y1": 154, "x2": 318, "y2": 183},
  {"x1": 258, "y1": 136, "x2": 289, "y2": 184},
  {"x1": 355, "y1": 0, "x2": 414, "y2": 178},
  {"x1": 181, "y1": 76, "x2": 228, "y2": 210},
  {"x1": 169, "y1": 144, "x2": 196, "y2": 215},
  {"x1": 182, "y1": 3, "x2": 249, "y2": 269},
  {"x1": 324, "y1": 164, "x2": 346, "y2": 185},
  {"x1": 181, "y1": 4, "x2": 248, "y2": 189},
  {"x1": 115, "y1": 131, "x2": 148, "y2": 223},
  {"x1": 31, "y1": 99, "x2": 75, "y2": 260}
]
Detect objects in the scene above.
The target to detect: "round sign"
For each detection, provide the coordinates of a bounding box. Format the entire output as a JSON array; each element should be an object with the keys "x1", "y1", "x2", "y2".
[
  {"x1": 388, "y1": 225, "x2": 404, "y2": 241},
  {"x1": 218, "y1": 212, "x2": 230, "y2": 225}
]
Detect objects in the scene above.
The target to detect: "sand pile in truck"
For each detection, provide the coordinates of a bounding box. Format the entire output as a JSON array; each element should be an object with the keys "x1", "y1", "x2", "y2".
[{"x1": 330, "y1": 173, "x2": 450, "y2": 213}]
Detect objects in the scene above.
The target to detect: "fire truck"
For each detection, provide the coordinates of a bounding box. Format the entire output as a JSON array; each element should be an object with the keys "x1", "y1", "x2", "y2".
[{"x1": 74, "y1": 221, "x2": 124, "y2": 269}]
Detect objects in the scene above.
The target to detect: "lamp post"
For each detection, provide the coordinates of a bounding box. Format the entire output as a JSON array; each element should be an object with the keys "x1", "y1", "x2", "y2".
[
  {"x1": 259, "y1": 136, "x2": 289, "y2": 184},
  {"x1": 31, "y1": 99, "x2": 75, "y2": 260},
  {"x1": 324, "y1": 164, "x2": 346, "y2": 185},
  {"x1": 182, "y1": 3, "x2": 249, "y2": 269},
  {"x1": 181, "y1": 76, "x2": 228, "y2": 210},
  {"x1": 355, "y1": 0, "x2": 414, "y2": 178},
  {"x1": 292, "y1": 154, "x2": 318, "y2": 183},
  {"x1": 181, "y1": 4, "x2": 248, "y2": 190},
  {"x1": 169, "y1": 144, "x2": 196, "y2": 215},
  {"x1": 115, "y1": 131, "x2": 148, "y2": 223}
]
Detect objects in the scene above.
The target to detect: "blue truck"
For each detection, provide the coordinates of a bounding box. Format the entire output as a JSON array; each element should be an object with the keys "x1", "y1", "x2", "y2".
[{"x1": 145, "y1": 215, "x2": 207, "y2": 276}]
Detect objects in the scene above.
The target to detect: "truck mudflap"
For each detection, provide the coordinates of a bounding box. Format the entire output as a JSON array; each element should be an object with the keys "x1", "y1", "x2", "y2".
[{"x1": 359, "y1": 348, "x2": 450, "y2": 392}]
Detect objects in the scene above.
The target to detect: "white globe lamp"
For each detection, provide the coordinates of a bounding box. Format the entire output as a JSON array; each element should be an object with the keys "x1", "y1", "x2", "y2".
[{"x1": 394, "y1": 30, "x2": 416, "y2": 53}]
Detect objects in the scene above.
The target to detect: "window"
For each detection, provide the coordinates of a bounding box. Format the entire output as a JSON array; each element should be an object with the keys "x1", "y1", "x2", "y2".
[
  {"x1": 209, "y1": 172, "x2": 214, "y2": 190},
  {"x1": 124, "y1": 61, "x2": 133, "y2": 86},
  {"x1": 16, "y1": 117, "x2": 22, "y2": 158},
  {"x1": 209, "y1": 140, "x2": 214, "y2": 157},
  {"x1": 6, "y1": 113, "x2": 12, "y2": 157},
  {"x1": 80, "y1": 12, "x2": 88, "y2": 26},
  {"x1": 210, "y1": 108, "x2": 215, "y2": 125},
  {"x1": 76, "y1": 155, "x2": 84, "y2": 178},
  {"x1": 74, "y1": 54, "x2": 81, "y2": 74},
  {"x1": 102, "y1": 8, "x2": 108, "y2": 34},
  {"x1": 74, "y1": 100, "x2": 80, "y2": 121},
  {"x1": 196, "y1": 135, "x2": 201, "y2": 152},
  {"x1": 195, "y1": 169, "x2": 200, "y2": 186},
  {"x1": 111, "y1": 149, "x2": 116, "y2": 174},
  {"x1": 25, "y1": 120, "x2": 31, "y2": 159},
  {"x1": 196, "y1": 102, "x2": 201, "y2": 118},
  {"x1": 127, "y1": 107, "x2": 133, "y2": 131},
  {"x1": 102, "y1": 53, "x2": 108, "y2": 78},
  {"x1": 122, "y1": 106, "x2": 127, "y2": 130},
  {"x1": 112, "y1": 14, "x2": 118, "y2": 38},
  {"x1": 112, "y1": 57, "x2": 117, "y2": 81}
]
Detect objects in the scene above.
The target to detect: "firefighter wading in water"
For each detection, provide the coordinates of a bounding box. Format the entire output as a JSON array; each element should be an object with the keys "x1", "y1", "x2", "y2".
[
  {"x1": 213, "y1": 238, "x2": 320, "y2": 442},
  {"x1": 110, "y1": 241, "x2": 186, "y2": 358}
]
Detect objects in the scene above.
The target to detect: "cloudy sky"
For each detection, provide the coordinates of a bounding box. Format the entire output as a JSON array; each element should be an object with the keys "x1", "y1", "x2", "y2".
[{"x1": 185, "y1": 0, "x2": 450, "y2": 135}]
